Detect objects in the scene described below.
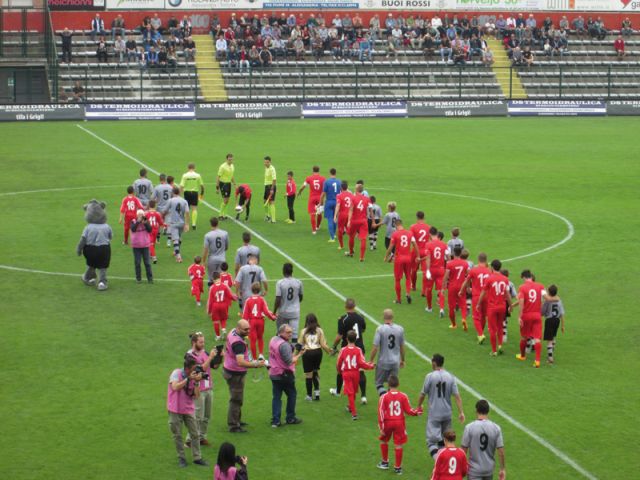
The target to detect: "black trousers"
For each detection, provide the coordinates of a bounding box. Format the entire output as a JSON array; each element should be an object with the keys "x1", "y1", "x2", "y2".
[{"x1": 287, "y1": 195, "x2": 295, "y2": 221}]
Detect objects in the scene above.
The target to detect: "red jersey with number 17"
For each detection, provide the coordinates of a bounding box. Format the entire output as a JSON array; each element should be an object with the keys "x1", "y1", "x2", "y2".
[
  {"x1": 410, "y1": 223, "x2": 431, "y2": 254},
  {"x1": 484, "y1": 273, "x2": 510, "y2": 310},
  {"x1": 336, "y1": 191, "x2": 354, "y2": 218},
  {"x1": 390, "y1": 229, "x2": 415, "y2": 261},
  {"x1": 305, "y1": 174, "x2": 325, "y2": 198},
  {"x1": 518, "y1": 280, "x2": 545, "y2": 315},
  {"x1": 207, "y1": 282, "x2": 236, "y2": 312},
  {"x1": 350, "y1": 194, "x2": 370, "y2": 224},
  {"x1": 426, "y1": 239, "x2": 448, "y2": 270},
  {"x1": 431, "y1": 447, "x2": 468, "y2": 480}
]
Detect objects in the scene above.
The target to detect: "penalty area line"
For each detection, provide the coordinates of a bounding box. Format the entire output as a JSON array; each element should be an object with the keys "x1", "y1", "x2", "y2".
[{"x1": 76, "y1": 124, "x2": 596, "y2": 480}]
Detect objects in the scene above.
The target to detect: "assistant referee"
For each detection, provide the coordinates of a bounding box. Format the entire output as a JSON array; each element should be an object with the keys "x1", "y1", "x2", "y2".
[
  {"x1": 217, "y1": 153, "x2": 235, "y2": 220},
  {"x1": 180, "y1": 163, "x2": 204, "y2": 230},
  {"x1": 263, "y1": 156, "x2": 276, "y2": 223}
]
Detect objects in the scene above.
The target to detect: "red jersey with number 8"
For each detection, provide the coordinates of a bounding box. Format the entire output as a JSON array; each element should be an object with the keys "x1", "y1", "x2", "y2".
[{"x1": 390, "y1": 230, "x2": 415, "y2": 261}]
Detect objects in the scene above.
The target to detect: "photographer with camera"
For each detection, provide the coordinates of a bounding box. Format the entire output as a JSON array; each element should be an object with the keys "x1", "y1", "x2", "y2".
[
  {"x1": 167, "y1": 355, "x2": 209, "y2": 468},
  {"x1": 269, "y1": 324, "x2": 305, "y2": 428},
  {"x1": 130, "y1": 209, "x2": 153, "y2": 283},
  {"x1": 215, "y1": 442, "x2": 248, "y2": 480},
  {"x1": 184, "y1": 332, "x2": 223, "y2": 448}
]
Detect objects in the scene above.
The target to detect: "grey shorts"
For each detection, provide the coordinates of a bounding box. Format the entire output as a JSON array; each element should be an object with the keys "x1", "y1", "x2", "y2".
[
  {"x1": 426, "y1": 417, "x2": 452, "y2": 445},
  {"x1": 467, "y1": 474, "x2": 493, "y2": 480},
  {"x1": 276, "y1": 314, "x2": 299, "y2": 338},
  {"x1": 375, "y1": 364, "x2": 399, "y2": 387},
  {"x1": 167, "y1": 224, "x2": 184, "y2": 242},
  {"x1": 207, "y1": 257, "x2": 224, "y2": 280}
]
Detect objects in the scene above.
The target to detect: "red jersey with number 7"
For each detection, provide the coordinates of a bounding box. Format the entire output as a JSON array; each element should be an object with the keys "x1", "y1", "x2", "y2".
[
  {"x1": 445, "y1": 259, "x2": 470, "y2": 290},
  {"x1": 431, "y1": 447, "x2": 468, "y2": 480},
  {"x1": 483, "y1": 273, "x2": 510, "y2": 310},
  {"x1": 350, "y1": 194, "x2": 370, "y2": 224},
  {"x1": 518, "y1": 280, "x2": 545, "y2": 315},
  {"x1": 390, "y1": 229, "x2": 415, "y2": 261}
]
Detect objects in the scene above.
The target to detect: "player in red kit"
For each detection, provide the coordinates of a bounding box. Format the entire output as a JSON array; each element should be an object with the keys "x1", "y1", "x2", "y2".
[
  {"x1": 384, "y1": 219, "x2": 419, "y2": 305},
  {"x1": 377, "y1": 375, "x2": 422, "y2": 475},
  {"x1": 424, "y1": 227, "x2": 448, "y2": 317},
  {"x1": 347, "y1": 184, "x2": 371, "y2": 261},
  {"x1": 337, "y1": 330, "x2": 375, "y2": 420},
  {"x1": 234, "y1": 184, "x2": 252, "y2": 222},
  {"x1": 242, "y1": 282, "x2": 276, "y2": 360},
  {"x1": 118, "y1": 186, "x2": 144, "y2": 245},
  {"x1": 297, "y1": 166, "x2": 325, "y2": 234},
  {"x1": 188, "y1": 256, "x2": 206, "y2": 306},
  {"x1": 334, "y1": 181, "x2": 353, "y2": 250},
  {"x1": 443, "y1": 246, "x2": 470, "y2": 331},
  {"x1": 409, "y1": 211, "x2": 431, "y2": 292},
  {"x1": 431, "y1": 430, "x2": 468, "y2": 480},
  {"x1": 477, "y1": 259, "x2": 512, "y2": 356},
  {"x1": 207, "y1": 271, "x2": 238, "y2": 340},
  {"x1": 219, "y1": 262, "x2": 234, "y2": 289},
  {"x1": 460, "y1": 252, "x2": 491, "y2": 343},
  {"x1": 145, "y1": 199, "x2": 164, "y2": 263},
  {"x1": 516, "y1": 269, "x2": 545, "y2": 368},
  {"x1": 285, "y1": 171, "x2": 297, "y2": 224}
]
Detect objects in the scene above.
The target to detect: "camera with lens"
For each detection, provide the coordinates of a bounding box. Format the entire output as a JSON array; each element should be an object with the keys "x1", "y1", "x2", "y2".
[
  {"x1": 294, "y1": 343, "x2": 303, "y2": 353},
  {"x1": 194, "y1": 364, "x2": 210, "y2": 380},
  {"x1": 211, "y1": 344, "x2": 224, "y2": 368}
]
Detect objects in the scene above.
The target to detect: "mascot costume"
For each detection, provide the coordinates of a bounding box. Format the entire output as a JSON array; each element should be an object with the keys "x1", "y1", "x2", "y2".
[{"x1": 76, "y1": 200, "x2": 112, "y2": 291}]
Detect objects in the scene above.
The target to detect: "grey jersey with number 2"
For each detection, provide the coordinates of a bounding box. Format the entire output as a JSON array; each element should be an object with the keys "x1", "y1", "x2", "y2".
[
  {"x1": 373, "y1": 323, "x2": 404, "y2": 366},
  {"x1": 461, "y1": 419, "x2": 504, "y2": 477},
  {"x1": 421, "y1": 369, "x2": 459, "y2": 421}
]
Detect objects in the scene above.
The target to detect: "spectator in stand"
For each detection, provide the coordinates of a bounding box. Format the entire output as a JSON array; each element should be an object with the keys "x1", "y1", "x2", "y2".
[
  {"x1": 166, "y1": 33, "x2": 181, "y2": 51},
  {"x1": 614, "y1": 35, "x2": 626, "y2": 60},
  {"x1": 453, "y1": 44, "x2": 466, "y2": 65},
  {"x1": 573, "y1": 15, "x2": 586, "y2": 39},
  {"x1": 126, "y1": 37, "x2": 138, "y2": 63},
  {"x1": 482, "y1": 46, "x2": 494, "y2": 66},
  {"x1": 249, "y1": 45, "x2": 261, "y2": 67},
  {"x1": 511, "y1": 45, "x2": 523, "y2": 65},
  {"x1": 260, "y1": 47, "x2": 272, "y2": 68},
  {"x1": 522, "y1": 46, "x2": 534, "y2": 68},
  {"x1": 114, "y1": 35, "x2": 126, "y2": 63},
  {"x1": 343, "y1": 14, "x2": 354, "y2": 40},
  {"x1": 359, "y1": 35, "x2": 371, "y2": 62},
  {"x1": 468, "y1": 33, "x2": 483, "y2": 60},
  {"x1": 147, "y1": 46, "x2": 159, "y2": 68},
  {"x1": 294, "y1": 37, "x2": 305, "y2": 60},
  {"x1": 111, "y1": 14, "x2": 125, "y2": 41},
  {"x1": 551, "y1": 35, "x2": 566, "y2": 57},
  {"x1": 331, "y1": 36, "x2": 343, "y2": 60},
  {"x1": 168, "y1": 15, "x2": 179, "y2": 37},
  {"x1": 526, "y1": 14, "x2": 537, "y2": 30},
  {"x1": 369, "y1": 14, "x2": 380, "y2": 44},
  {"x1": 440, "y1": 36, "x2": 453, "y2": 63},
  {"x1": 227, "y1": 45, "x2": 238, "y2": 71},
  {"x1": 595, "y1": 17, "x2": 607, "y2": 40},
  {"x1": 423, "y1": 32, "x2": 435, "y2": 58},
  {"x1": 72, "y1": 80, "x2": 85, "y2": 103},
  {"x1": 505, "y1": 33, "x2": 518, "y2": 58},
  {"x1": 495, "y1": 15, "x2": 506, "y2": 39},
  {"x1": 181, "y1": 16, "x2": 192, "y2": 38},
  {"x1": 58, "y1": 27, "x2": 73, "y2": 63},
  {"x1": 90, "y1": 14, "x2": 105, "y2": 42},
  {"x1": 621, "y1": 18, "x2": 633, "y2": 37},
  {"x1": 391, "y1": 25, "x2": 403, "y2": 48},
  {"x1": 558, "y1": 15, "x2": 569, "y2": 31},
  {"x1": 150, "y1": 13, "x2": 163, "y2": 35},
  {"x1": 216, "y1": 35, "x2": 228, "y2": 61},
  {"x1": 158, "y1": 46, "x2": 168, "y2": 71},
  {"x1": 137, "y1": 47, "x2": 147, "y2": 67},
  {"x1": 484, "y1": 18, "x2": 496, "y2": 38},
  {"x1": 312, "y1": 35, "x2": 324, "y2": 60},
  {"x1": 167, "y1": 47, "x2": 177, "y2": 69},
  {"x1": 286, "y1": 13, "x2": 297, "y2": 35},
  {"x1": 183, "y1": 37, "x2": 196, "y2": 61},
  {"x1": 140, "y1": 15, "x2": 151, "y2": 33},
  {"x1": 96, "y1": 36, "x2": 108, "y2": 63},
  {"x1": 385, "y1": 35, "x2": 398, "y2": 61},
  {"x1": 505, "y1": 15, "x2": 516, "y2": 36}
]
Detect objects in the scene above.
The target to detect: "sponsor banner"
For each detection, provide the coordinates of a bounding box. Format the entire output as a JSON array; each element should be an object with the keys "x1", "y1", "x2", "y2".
[
  {"x1": 303, "y1": 101, "x2": 407, "y2": 118},
  {"x1": 360, "y1": 0, "x2": 441, "y2": 9},
  {"x1": 196, "y1": 102, "x2": 300, "y2": 119},
  {"x1": 105, "y1": 0, "x2": 164, "y2": 9},
  {"x1": 443, "y1": 0, "x2": 543, "y2": 10},
  {"x1": 48, "y1": 0, "x2": 104, "y2": 9},
  {"x1": 508, "y1": 100, "x2": 606, "y2": 116},
  {"x1": 409, "y1": 100, "x2": 507, "y2": 117},
  {"x1": 0, "y1": 104, "x2": 84, "y2": 122},
  {"x1": 165, "y1": 0, "x2": 263, "y2": 9},
  {"x1": 607, "y1": 100, "x2": 640, "y2": 115},
  {"x1": 85, "y1": 103, "x2": 195, "y2": 120},
  {"x1": 263, "y1": 0, "x2": 357, "y2": 7}
]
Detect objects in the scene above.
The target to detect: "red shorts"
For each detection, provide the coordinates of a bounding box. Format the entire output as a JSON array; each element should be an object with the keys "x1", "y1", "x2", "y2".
[
  {"x1": 425, "y1": 267, "x2": 445, "y2": 290},
  {"x1": 249, "y1": 318, "x2": 265, "y2": 339},
  {"x1": 472, "y1": 296, "x2": 487, "y2": 322},
  {"x1": 349, "y1": 220, "x2": 368, "y2": 240},
  {"x1": 337, "y1": 215, "x2": 349, "y2": 233},
  {"x1": 521, "y1": 313, "x2": 542, "y2": 339},
  {"x1": 342, "y1": 370, "x2": 360, "y2": 396},
  {"x1": 210, "y1": 305, "x2": 230, "y2": 322},
  {"x1": 487, "y1": 307, "x2": 507, "y2": 333},
  {"x1": 448, "y1": 286, "x2": 467, "y2": 315},
  {"x1": 379, "y1": 421, "x2": 408, "y2": 445},
  {"x1": 394, "y1": 258, "x2": 412, "y2": 280},
  {"x1": 308, "y1": 197, "x2": 321, "y2": 214},
  {"x1": 191, "y1": 280, "x2": 203, "y2": 295}
]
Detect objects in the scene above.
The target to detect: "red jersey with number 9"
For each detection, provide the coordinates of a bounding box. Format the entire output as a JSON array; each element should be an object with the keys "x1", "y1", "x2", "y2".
[
  {"x1": 431, "y1": 447, "x2": 468, "y2": 480},
  {"x1": 484, "y1": 273, "x2": 510, "y2": 310},
  {"x1": 351, "y1": 194, "x2": 370, "y2": 224},
  {"x1": 390, "y1": 229, "x2": 415, "y2": 260},
  {"x1": 518, "y1": 280, "x2": 545, "y2": 315}
]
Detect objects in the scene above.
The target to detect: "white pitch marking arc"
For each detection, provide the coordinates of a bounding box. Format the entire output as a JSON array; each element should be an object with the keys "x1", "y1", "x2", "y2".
[{"x1": 71, "y1": 125, "x2": 595, "y2": 480}]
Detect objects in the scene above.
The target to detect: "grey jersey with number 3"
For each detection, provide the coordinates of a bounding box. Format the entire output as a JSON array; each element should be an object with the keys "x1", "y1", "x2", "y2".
[
  {"x1": 164, "y1": 197, "x2": 189, "y2": 226},
  {"x1": 461, "y1": 419, "x2": 504, "y2": 477},
  {"x1": 275, "y1": 277, "x2": 303, "y2": 317},
  {"x1": 235, "y1": 264, "x2": 266, "y2": 299},
  {"x1": 204, "y1": 229, "x2": 229, "y2": 260},
  {"x1": 373, "y1": 323, "x2": 404, "y2": 367},
  {"x1": 422, "y1": 369, "x2": 459, "y2": 421}
]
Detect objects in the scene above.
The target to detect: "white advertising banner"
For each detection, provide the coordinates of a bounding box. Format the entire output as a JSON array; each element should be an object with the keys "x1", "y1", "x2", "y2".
[
  {"x1": 165, "y1": 0, "x2": 263, "y2": 9},
  {"x1": 106, "y1": 0, "x2": 164, "y2": 9},
  {"x1": 442, "y1": 0, "x2": 543, "y2": 11}
]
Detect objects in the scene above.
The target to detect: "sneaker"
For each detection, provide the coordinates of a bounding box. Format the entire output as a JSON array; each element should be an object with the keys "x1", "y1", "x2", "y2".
[
  {"x1": 344, "y1": 252, "x2": 353, "y2": 257},
  {"x1": 221, "y1": 328, "x2": 227, "y2": 336},
  {"x1": 148, "y1": 279, "x2": 153, "y2": 284},
  {"x1": 462, "y1": 320, "x2": 468, "y2": 332},
  {"x1": 97, "y1": 282, "x2": 108, "y2": 291},
  {"x1": 497, "y1": 345, "x2": 504, "y2": 355},
  {"x1": 361, "y1": 396, "x2": 367, "y2": 405},
  {"x1": 313, "y1": 390, "x2": 320, "y2": 401},
  {"x1": 193, "y1": 459, "x2": 209, "y2": 467},
  {"x1": 393, "y1": 299, "x2": 402, "y2": 304},
  {"x1": 178, "y1": 458, "x2": 188, "y2": 468},
  {"x1": 329, "y1": 388, "x2": 339, "y2": 396},
  {"x1": 200, "y1": 439, "x2": 210, "y2": 446},
  {"x1": 196, "y1": 301, "x2": 201, "y2": 307},
  {"x1": 152, "y1": 256, "x2": 157, "y2": 264},
  {"x1": 406, "y1": 295, "x2": 412, "y2": 304},
  {"x1": 547, "y1": 357, "x2": 555, "y2": 364},
  {"x1": 425, "y1": 307, "x2": 433, "y2": 313},
  {"x1": 258, "y1": 354, "x2": 265, "y2": 361},
  {"x1": 449, "y1": 324, "x2": 457, "y2": 329},
  {"x1": 270, "y1": 220, "x2": 276, "y2": 224},
  {"x1": 271, "y1": 423, "x2": 281, "y2": 428},
  {"x1": 86, "y1": 278, "x2": 96, "y2": 286},
  {"x1": 515, "y1": 354, "x2": 526, "y2": 361},
  {"x1": 215, "y1": 335, "x2": 221, "y2": 342},
  {"x1": 264, "y1": 215, "x2": 271, "y2": 222},
  {"x1": 352, "y1": 415, "x2": 359, "y2": 421},
  {"x1": 229, "y1": 427, "x2": 248, "y2": 433},
  {"x1": 286, "y1": 418, "x2": 303, "y2": 425},
  {"x1": 305, "y1": 395, "x2": 313, "y2": 401},
  {"x1": 489, "y1": 351, "x2": 497, "y2": 357},
  {"x1": 136, "y1": 279, "x2": 142, "y2": 284},
  {"x1": 394, "y1": 467, "x2": 403, "y2": 475},
  {"x1": 477, "y1": 335, "x2": 486, "y2": 345},
  {"x1": 166, "y1": 239, "x2": 172, "y2": 247},
  {"x1": 175, "y1": 254, "x2": 183, "y2": 263},
  {"x1": 533, "y1": 360, "x2": 540, "y2": 368},
  {"x1": 328, "y1": 238, "x2": 335, "y2": 243},
  {"x1": 377, "y1": 461, "x2": 390, "y2": 470},
  {"x1": 439, "y1": 309, "x2": 445, "y2": 318}
]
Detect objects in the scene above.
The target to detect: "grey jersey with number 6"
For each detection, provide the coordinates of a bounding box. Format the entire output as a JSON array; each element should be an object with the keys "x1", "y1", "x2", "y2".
[
  {"x1": 421, "y1": 369, "x2": 459, "y2": 421},
  {"x1": 461, "y1": 419, "x2": 504, "y2": 477},
  {"x1": 204, "y1": 229, "x2": 229, "y2": 260},
  {"x1": 373, "y1": 323, "x2": 404, "y2": 367},
  {"x1": 153, "y1": 183, "x2": 173, "y2": 211},
  {"x1": 275, "y1": 277, "x2": 303, "y2": 317},
  {"x1": 235, "y1": 264, "x2": 266, "y2": 299},
  {"x1": 382, "y1": 212, "x2": 401, "y2": 238},
  {"x1": 235, "y1": 245, "x2": 261, "y2": 267},
  {"x1": 164, "y1": 197, "x2": 189, "y2": 226},
  {"x1": 133, "y1": 178, "x2": 154, "y2": 205}
]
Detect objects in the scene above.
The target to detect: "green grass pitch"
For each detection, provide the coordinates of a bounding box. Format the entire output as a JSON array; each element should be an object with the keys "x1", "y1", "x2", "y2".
[{"x1": 0, "y1": 118, "x2": 638, "y2": 480}]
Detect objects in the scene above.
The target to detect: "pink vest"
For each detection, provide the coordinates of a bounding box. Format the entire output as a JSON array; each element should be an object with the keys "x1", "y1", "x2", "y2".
[
  {"x1": 130, "y1": 222, "x2": 150, "y2": 249},
  {"x1": 224, "y1": 330, "x2": 248, "y2": 373},
  {"x1": 166, "y1": 368, "x2": 195, "y2": 415},
  {"x1": 214, "y1": 465, "x2": 237, "y2": 480},
  {"x1": 268, "y1": 336, "x2": 295, "y2": 377},
  {"x1": 187, "y1": 348, "x2": 212, "y2": 392}
]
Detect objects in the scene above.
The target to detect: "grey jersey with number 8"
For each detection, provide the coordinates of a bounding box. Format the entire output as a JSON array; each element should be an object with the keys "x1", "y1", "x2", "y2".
[
  {"x1": 461, "y1": 419, "x2": 504, "y2": 477},
  {"x1": 275, "y1": 277, "x2": 303, "y2": 317},
  {"x1": 373, "y1": 323, "x2": 404, "y2": 367},
  {"x1": 421, "y1": 369, "x2": 459, "y2": 421},
  {"x1": 235, "y1": 264, "x2": 266, "y2": 299}
]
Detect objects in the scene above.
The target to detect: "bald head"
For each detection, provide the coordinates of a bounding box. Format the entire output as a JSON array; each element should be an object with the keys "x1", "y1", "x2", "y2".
[
  {"x1": 383, "y1": 309, "x2": 394, "y2": 323},
  {"x1": 237, "y1": 319, "x2": 250, "y2": 337}
]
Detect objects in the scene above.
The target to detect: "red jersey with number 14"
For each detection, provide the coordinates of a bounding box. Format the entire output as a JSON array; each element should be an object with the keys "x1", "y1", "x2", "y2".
[
  {"x1": 431, "y1": 447, "x2": 468, "y2": 480},
  {"x1": 305, "y1": 174, "x2": 325, "y2": 198},
  {"x1": 350, "y1": 194, "x2": 371, "y2": 224},
  {"x1": 120, "y1": 195, "x2": 143, "y2": 218},
  {"x1": 484, "y1": 273, "x2": 510, "y2": 310},
  {"x1": 390, "y1": 229, "x2": 415, "y2": 261},
  {"x1": 518, "y1": 280, "x2": 545, "y2": 315}
]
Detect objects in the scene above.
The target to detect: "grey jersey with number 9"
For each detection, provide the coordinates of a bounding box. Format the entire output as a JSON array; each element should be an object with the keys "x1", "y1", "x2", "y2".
[
  {"x1": 421, "y1": 369, "x2": 459, "y2": 421},
  {"x1": 373, "y1": 323, "x2": 404, "y2": 367},
  {"x1": 461, "y1": 419, "x2": 504, "y2": 477},
  {"x1": 235, "y1": 264, "x2": 266, "y2": 299}
]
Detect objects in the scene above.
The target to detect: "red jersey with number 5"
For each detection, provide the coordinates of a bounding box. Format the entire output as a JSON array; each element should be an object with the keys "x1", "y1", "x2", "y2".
[
  {"x1": 305, "y1": 174, "x2": 325, "y2": 198},
  {"x1": 207, "y1": 282, "x2": 236, "y2": 312},
  {"x1": 518, "y1": 280, "x2": 545, "y2": 315},
  {"x1": 350, "y1": 194, "x2": 370, "y2": 224},
  {"x1": 390, "y1": 229, "x2": 415, "y2": 261},
  {"x1": 484, "y1": 273, "x2": 510, "y2": 310},
  {"x1": 446, "y1": 259, "x2": 470, "y2": 291},
  {"x1": 336, "y1": 191, "x2": 354, "y2": 218},
  {"x1": 468, "y1": 265, "x2": 491, "y2": 298},
  {"x1": 410, "y1": 223, "x2": 431, "y2": 254},
  {"x1": 426, "y1": 239, "x2": 448, "y2": 270},
  {"x1": 431, "y1": 447, "x2": 468, "y2": 480},
  {"x1": 120, "y1": 195, "x2": 143, "y2": 218}
]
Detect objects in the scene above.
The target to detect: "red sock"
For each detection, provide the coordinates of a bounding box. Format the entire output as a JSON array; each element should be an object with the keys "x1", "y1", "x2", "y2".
[
  {"x1": 394, "y1": 279, "x2": 401, "y2": 302},
  {"x1": 394, "y1": 447, "x2": 403, "y2": 469},
  {"x1": 250, "y1": 337, "x2": 257, "y2": 359},
  {"x1": 149, "y1": 242, "x2": 156, "y2": 257},
  {"x1": 123, "y1": 227, "x2": 129, "y2": 244},
  {"x1": 213, "y1": 321, "x2": 220, "y2": 337},
  {"x1": 317, "y1": 213, "x2": 323, "y2": 228},
  {"x1": 534, "y1": 342, "x2": 541, "y2": 362},
  {"x1": 474, "y1": 318, "x2": 484, "y2": 336},
  {"x1": 348, "y1": 394, "x2": 356, "y2": 415},
  {"x1": 497, "y1": 324, "x2": 504, "y2": 346},
  {"x1": 310, "y1": 214, "x2": 316, "y2": 232},
  {"x1": 337, "y1": 230, "x2": 344, "y2": 248},
  {"x1": 221, "y1": 317, "x2": 227, "y2": 330},
  {"x1": 490, "y1": 332, "x2": 497, "y2": 353},
  {"x1": 411, "y1": 268, "x2": 417, "y2": 291},
  {"x1": 258, "y1": 337, "x2": 264, "y2": 355},
  {"x1": 380, "y1": 443, "x2": 389, "y2": 463},
  {"x1": 360, "y1": 238, "x2": 366, "y2": 260},
  {"x1": 520, "y1": 339, "x2": 527, "y2": 356},
  {"x1": 405, "y1": 276, "x2": 411, "y2": 296},
  {"x1": 438, "y1": 290, "x2": 445, "y2": 309},
  {"x1": 348, "y1": 235, "x2": 355, "y2": 254},
  {"x1": 426, "y1": 290, "x2": 433, "y2": 309}
]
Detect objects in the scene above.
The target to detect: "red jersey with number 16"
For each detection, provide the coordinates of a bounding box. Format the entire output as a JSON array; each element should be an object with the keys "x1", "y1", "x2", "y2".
[
  {"x1": 390, "y1": 229, "x2": 415, "y2": 261},
  {"x1": 518, "y1": 280, "x2": 545, "y2": 315},
  {"x1": 431, "y1": 447, "x2": 468, "y2": 480},
  {"x1": 120, "y1": 195, "x2": 143, "y2": 218},
  {"x1": 305, "y1": 174, "x2": 325, "y2": 198},
  {"x1": 484, "y1": 273, "x2": 510, "y2": 310},
  {"x1": 350, "y1": 194, "x2": 371, "y2": 224}
]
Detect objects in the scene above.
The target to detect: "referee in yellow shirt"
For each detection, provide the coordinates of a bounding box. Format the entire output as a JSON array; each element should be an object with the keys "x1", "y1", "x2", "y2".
[
  {"x1": 216, "y1": 153, "x2": 236, "y2": 219},
  {"x1": 264, "y1": 156, "x2": 276, "y2": 223},
  {"x1": 179, "y1": 163, "x2": 204, "y2": 229}
]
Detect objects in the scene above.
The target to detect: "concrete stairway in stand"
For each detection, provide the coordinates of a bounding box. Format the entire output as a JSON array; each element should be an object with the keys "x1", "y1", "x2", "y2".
[{"x1": 192, "y1": 34, "x2": 227, "y2": 102}]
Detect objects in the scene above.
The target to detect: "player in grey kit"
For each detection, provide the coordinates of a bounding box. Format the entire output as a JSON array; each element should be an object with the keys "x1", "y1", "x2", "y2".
[
  {"x1": 416, "y1": 353, "x2": 465, "y2": 459},
  {"x1": 273, "y1": 263, "x2": 304, "y2": 342},
  {"x1": 163, "y1": 186, "x2": 190, "y2": 263},
  {"x1": 234, "y1": 254, "x2": 268, "y2": 309},
  {"x1": 133, "y1": 168, "x2": 154, "y2": 207},
  {"x1": 234, "y1": 232, "x2": 260, "y2": 275},
  {"x1": 153, "y1": 173, "x2": 173, "y2": 213},
  {"x1": 369, "y1": 309, "x2": 405, "y2": 395},
  {"x1": 461, "y1": 399, "x2": 506, "y2": 480},
  {"x1": 202, "y1": 216, "x2": 229, "y2": 283}
]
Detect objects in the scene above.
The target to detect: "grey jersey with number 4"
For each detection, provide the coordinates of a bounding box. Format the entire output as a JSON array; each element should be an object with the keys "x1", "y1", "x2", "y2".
[
  {"x1": 373, "y1": 323, "x2": 404, "y2": 366},
  {"x1": 133, "y1": 178, "x2": 154, "y2": 205},
  {"x1": 422, "y1": 369, "x2": 459, "y2": 421},
  {"x1": 382, "y1": 212, "x2": 401, "y2": 238},
  {"x1": 164, "y1": 197, "x2": 189, "y2": 226},
  {"x1": 542, "y1": 299, "x2": 565, "y2": 319},
  {"x1": 204, "y1": 229, "x2": 229, "y2": 260},
  {"x1": 235, "y1": 245, "x2": 261, "y2": 267},
  {"x1": 153, "y1": 183, "x2": 173, "y2": 211},
  {"x1": 275, "y1": 277, "x2": 303, "y2": 317},
  {"x1": 461, "y1": 419, "x2": 504, "y2": 477},
  {"x1": 235, "y1": 264, "x2": 266, "y2": 299}
]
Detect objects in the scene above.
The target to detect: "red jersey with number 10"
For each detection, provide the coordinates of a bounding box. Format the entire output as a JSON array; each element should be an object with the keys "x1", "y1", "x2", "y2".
[
  {"x1": 350, "y1": 194, "x2": 371, "y2": 224},
  {"x1": 518, "y1": 280, "x2": 545, "y2": 315},
  {"x1": 431, "y1": 447, "x2": 468, "y2": 480},
  {"x1": 305, "y1": 174, "x2": 325, "y2": 198},
  {"x1": 390, "y1": 229, "x2": 415, "y2": 260},
  {"x1": 426, "y1": 239, "x2": 448, "y2": 270},
  {"x1": 410, "y1": 223, "x2": 431, "y2": 254},
  {"x1": 484, "y1": 273, "x2": 510, "y2": 310}
]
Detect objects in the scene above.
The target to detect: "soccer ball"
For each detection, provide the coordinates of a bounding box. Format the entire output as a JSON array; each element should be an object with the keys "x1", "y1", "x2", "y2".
[
  {"x1": 235, "y1": 205, "x2": 243, "y2": 213},
  {"x1": 315, "y1": 205, "x2": 324, "y2": 215}
]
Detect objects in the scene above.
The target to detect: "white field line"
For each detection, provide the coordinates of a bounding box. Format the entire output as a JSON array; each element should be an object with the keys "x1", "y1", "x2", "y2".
[
  {"x1": 0, "y1": 185, "x2": 121, "y2": 197},
  {"x1": 72, "y1": 125, "x2": 597, "y2": 479}
]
